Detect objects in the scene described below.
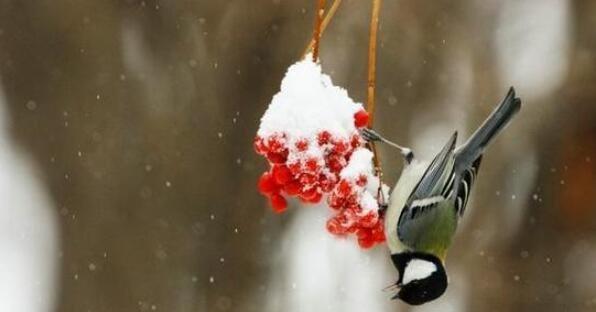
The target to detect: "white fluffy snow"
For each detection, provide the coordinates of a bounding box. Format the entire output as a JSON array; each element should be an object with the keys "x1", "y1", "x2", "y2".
[
  {"x1": 340, "y1": 148, "x2": 373, "y2": 180},
  {"x1": 341, "y1": 148, "x2": 386, "y2": 212},
  {"x1": 402, "y1": 259, "x2": 437, "y2": 285},
  {"x1": 257, "y1": 56, "x2": 364, "y2": 143}
]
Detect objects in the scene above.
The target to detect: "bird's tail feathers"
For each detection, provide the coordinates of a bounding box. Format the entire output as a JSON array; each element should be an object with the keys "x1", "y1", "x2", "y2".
[{"x1": 456, "y1": 87, "x2": 521, "y2": 164}]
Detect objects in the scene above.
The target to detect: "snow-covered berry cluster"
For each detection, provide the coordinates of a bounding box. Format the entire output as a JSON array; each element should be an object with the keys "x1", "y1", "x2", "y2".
[
  {"x1": 255, "y1": 57, "x2": 387, "y2": 248},
  {"x1": 254, "y1": 127, "x2": 365, "y2": 210},
  {"x1": 326, "y1": 149, "x2": 386, "y2": 248}
]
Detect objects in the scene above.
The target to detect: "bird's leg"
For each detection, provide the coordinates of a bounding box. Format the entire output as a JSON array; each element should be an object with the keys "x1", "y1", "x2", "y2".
[
  {"x1": 378, "y1": 202, "x2": 388, "y2": 217},
  {"x1": 360, "y1": 128, "x2": 414, "y2": 163}
]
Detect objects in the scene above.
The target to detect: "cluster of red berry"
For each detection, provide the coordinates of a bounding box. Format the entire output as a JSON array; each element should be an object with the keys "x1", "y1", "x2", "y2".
[
  {"x1": 254, "y1": 132, "x2": 332, "y2": 212},
  {"x1": 326, "y1": 175, "x2": 386, "y2": 249},
  {"x1": 255, "y1": 109, "x2": 386, "y2": 248}
]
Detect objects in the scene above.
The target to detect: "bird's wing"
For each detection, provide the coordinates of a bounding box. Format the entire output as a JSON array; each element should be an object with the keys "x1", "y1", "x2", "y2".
[
  {"x1": 408, "y1": 131, "x2": 458, "y2": 202},
  {"x1": 396, "y1": 132, "x2": 459, "y2": 254}
]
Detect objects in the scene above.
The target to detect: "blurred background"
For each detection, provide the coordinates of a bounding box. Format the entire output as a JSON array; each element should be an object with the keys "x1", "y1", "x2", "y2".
[{"x1": 0, "y1": 0, "x2": 595, "y2": 311}]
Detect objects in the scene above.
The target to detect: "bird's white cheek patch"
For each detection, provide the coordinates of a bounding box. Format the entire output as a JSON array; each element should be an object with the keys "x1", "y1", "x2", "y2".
[{"x1": 402, "y1": 259, "x2": 437, "y2": 285}]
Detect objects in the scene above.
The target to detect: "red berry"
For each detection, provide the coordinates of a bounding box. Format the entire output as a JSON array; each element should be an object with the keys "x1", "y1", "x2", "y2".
[
  {"x1": 317, "y1": 131, "x2": 331, "y2": 145},
  {"x1": 326, "y1": 154, "x2": 345, "y2": 174},
  {"x1": 269, "y1": 193, "x2": 288, "y2": 213},
  {"x1": 295, "y1": 139, "x2": 309, "y2": 151},
  {"x1": 354, "y1": 109, "x2": 370, "y2": 128},
  {"x1": 299, "y1": 173, "x2": 318, "y2": 186},
  {"x1": 305, "y1": 191, "x2": 323, "y2": 203},
  {"x1": 356, "y1": 174, "x2": 368, "y2": 187},
  {"x1": 300, "y1": 187, "x2": 318, "y2": 201},
  {"x1": 272, "y1": 165, "x2": 292, "y2": 185},
  {"x1": 337, "y1": 180, "x2": 353, "y2": 197},
  {"x1": 304, "y1": 158, "x2": 319, "y2": 173},
  {"x1": 258, "y1": 172, "x2": 279, "y2": 195},
  {"x1": 283, "y1": 180, "x2": 302, "y2": 196},
  {"x1": 253, "y1": 136, "x2": 268, "y2": 154},
  {"x1": 358, "y1": 236, "x2": 375, "y2": 249},
  {"x1": 326, "y1": 218, "x2": 346, "y2": 235},
  {"x1": 328, "y1": 194, "x2": 344, "y2": 209},
  {"x1": 333, "y1": 140, "x2": 348, "y2": 155},
  {"x1": 288, "y1": 162, "x2": 301, "y2": 175},
  {"x1": 347, "y1": 225, "x2": 358, "y2": 234},
  {"x1": 372, "y1": 225, "x2": 386, "y2": 242},
  {"x1": 350, "y1": 134, "x2": 363, "y2": 148},
  {"x1": 359, "y1": 212, "x2": 378, "y2": 228},
  {"x1": 267, "y1": 150, "x2": 288, "y2": 164},
  {"x1": 267, "y1": 135, "x2": 285, "y2": 153},
  {"x1": 356, "y1": 228, "x2": 368, "y2": 238},
  {"x1": 319, "y1": 174, "x2": 335, "y2": 192}
]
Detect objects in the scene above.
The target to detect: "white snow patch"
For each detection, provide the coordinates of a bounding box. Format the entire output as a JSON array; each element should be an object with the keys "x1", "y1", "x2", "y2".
[
  {"x1": 257, "y1": 56, "x2": 364, "y2": 143},
  {"x1": 340, "y1": 148, "x2": 373, "y2": 180},
  {"x1": 402, "y1": 259, "x2": 437, "y2": 285},
  {"x1": 360, "y1": 192, "x2": 378, "y2": 212},
  {"x1": 340, "y1": 148, "x2": 387, "y2": 212}
]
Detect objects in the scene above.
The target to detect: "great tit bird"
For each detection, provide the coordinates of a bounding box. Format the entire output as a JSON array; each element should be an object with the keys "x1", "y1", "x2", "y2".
[{"x1": 362, "y1": 87, "x2": 521, "y2": 305}]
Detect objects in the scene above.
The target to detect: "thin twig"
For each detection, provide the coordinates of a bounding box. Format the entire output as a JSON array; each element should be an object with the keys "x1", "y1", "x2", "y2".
[
  {"x1": 311, "y1": 0, "x2": 327, "y2": 61},
  {"x1": 366, "y1": 0, "x2": 384, "y2": 204},
  {"x1": 367, "y1": 0, "x2": 381, "y2": 123},
  {"x1": 303, "y1": 0, "x2": 343, "y2": 58}
]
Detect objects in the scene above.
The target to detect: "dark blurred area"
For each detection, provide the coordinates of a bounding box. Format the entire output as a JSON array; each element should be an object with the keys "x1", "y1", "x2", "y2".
[{"x1": 0, "y1": 0, "x2": 594, "y2": 311}]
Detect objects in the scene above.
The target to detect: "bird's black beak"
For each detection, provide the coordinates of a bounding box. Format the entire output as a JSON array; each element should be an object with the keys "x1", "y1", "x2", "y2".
[{"x1": 382, "y1": 282, "x2": 401, "y2": 300}]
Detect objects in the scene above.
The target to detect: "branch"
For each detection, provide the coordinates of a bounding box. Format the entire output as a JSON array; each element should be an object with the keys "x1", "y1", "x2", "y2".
[
  {"x1": 366, "y1": 0, "x2": 384, "y2": 203},
  {"x1": 311, "y1": 0, "x2": 327, "y2": 61},
  {"x1": 367, "y1": 0, "x2": 381, "y2": 123},
  {"x1": 303, "y1": 0, "x2": 343, "y2": 59}
]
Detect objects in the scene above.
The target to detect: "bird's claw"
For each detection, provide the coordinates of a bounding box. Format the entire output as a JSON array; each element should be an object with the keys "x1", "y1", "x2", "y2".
[{"x1": 360, "y1": 128, "x2": 382, "y2": 143}]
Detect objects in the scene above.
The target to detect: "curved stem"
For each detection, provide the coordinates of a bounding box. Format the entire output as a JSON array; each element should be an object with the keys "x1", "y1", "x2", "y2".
[
  {"x1": 367, "y1": 0, "x2": 381, "y2": 123},
  {"x1": 303, "y1": 0, "x2": 343, "y2": 59},
  {"x1": 311, "y1": 0, "x2": 327, "y2": 61},
  {"x1": 367, "y1": 0, "x2": 384, "y2": 203}
]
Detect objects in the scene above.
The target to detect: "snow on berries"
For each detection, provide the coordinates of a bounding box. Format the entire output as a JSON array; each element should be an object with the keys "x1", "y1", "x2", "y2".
[
  {"x1": 254, "y1": 57, "x2": 386, "y2": 248},
  {"x1": 326, "y1": 149, "x2": 387, "y2": 248}
]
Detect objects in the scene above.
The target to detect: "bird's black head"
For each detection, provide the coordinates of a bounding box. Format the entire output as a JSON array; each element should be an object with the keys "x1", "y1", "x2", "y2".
[{"x1": 390, "y1": 252, "x2": 447, "y2": 305}]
